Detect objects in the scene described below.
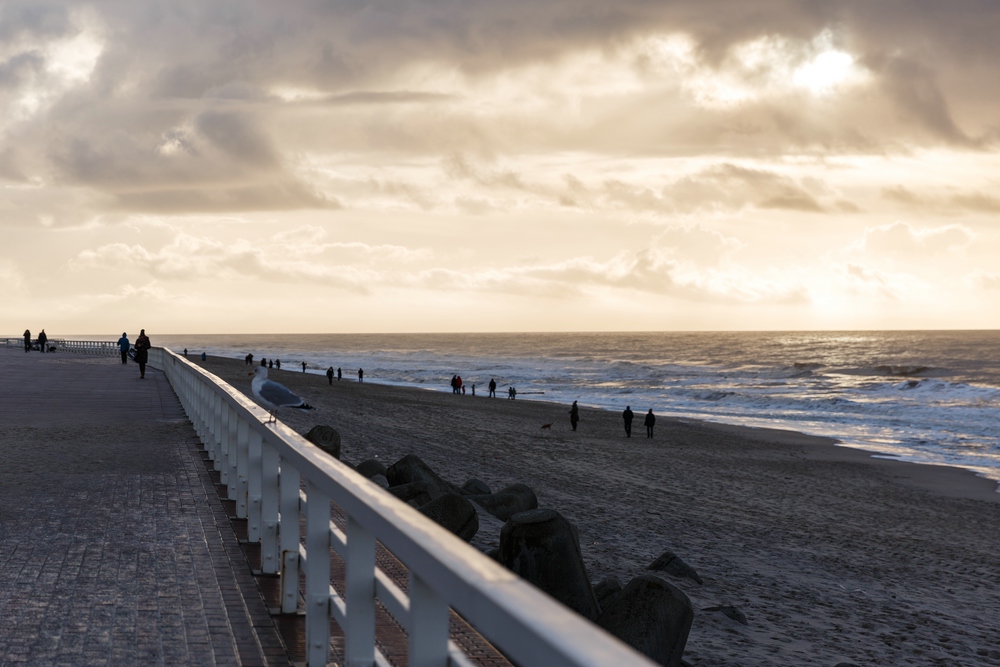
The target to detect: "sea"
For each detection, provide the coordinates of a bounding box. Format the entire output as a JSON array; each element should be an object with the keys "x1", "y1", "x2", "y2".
[{"x1": 137, "y1": 331, "x2": 1000, "y2": 486}]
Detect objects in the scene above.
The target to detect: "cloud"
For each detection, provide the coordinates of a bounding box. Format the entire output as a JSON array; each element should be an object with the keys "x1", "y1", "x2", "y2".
[
  {"x1": 882, "y1": 186, "x2": 1000, "y2": 215},
  {"x1": 860, "y1": 221, "x2": 974, "y2": 256}
]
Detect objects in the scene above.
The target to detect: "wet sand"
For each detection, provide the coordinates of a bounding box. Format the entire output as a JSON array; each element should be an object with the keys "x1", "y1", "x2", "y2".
[{"x1": 196, "y1": 355, "x2": 1000, "y2": 666}]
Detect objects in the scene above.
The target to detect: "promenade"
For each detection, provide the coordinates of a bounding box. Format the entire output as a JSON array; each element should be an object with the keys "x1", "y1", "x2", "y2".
[{"x1": 0, "y1": 350, "x2": 287, "y2": 666}]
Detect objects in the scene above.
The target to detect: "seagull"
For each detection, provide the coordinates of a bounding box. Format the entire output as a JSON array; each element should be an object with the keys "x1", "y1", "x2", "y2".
[{"x1": 249, "y1": 366, "x2": 314, "y2": 424}]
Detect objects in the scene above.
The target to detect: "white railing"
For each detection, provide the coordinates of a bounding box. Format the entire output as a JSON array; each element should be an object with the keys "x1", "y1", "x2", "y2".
[
  {"x1": 3, "y1": 337, "x2": 118, "y2": 355},
  {"x1": 148, "y1": 347, "x2": 655, "y2": 667}
]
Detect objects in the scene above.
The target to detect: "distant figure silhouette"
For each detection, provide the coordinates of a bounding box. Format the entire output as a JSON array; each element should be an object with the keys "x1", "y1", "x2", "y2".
[
  {"x1": 337, "y1": 367, "x2": 342, "y2": 381},
  {"x1": 37, "y1": 329, "x2": 47, "y2": 353},
  {"x1": 488, "y1": 378, "x2": 497, "y2": 398},
  {"x1": 275, "y1": 359, "x2": 281, "y2": 369},
  {"x1": 268, "y1": 359, "x2": 273, "y2": 369},
  {"x1": 326, "y1": 367, "x2": 334, "y2": 385},
  {"x1": 134, "y1": 329, "x2": 151, "y2": 379},
  {"x1": 184, "y1": 348, "x2": 189, "y2": 357},
  {"x1": 644, "y1": 409, "x2": 656, "y2": 438},
  {"x1": 471, "y1": 383, "x2": 475, "y2": 396},
  {"x1": 117, "y1": 332, "x2": 130, "y2": 365},
  {"x1": 261, "y1": 358, "x2": 267, "y2": 367},
  {"x1": 23, "y1": 329, "x2": 30, "y2": 353},
  {"x1": 302, "y1": 361, "x2": 307, "y2": 373},
  {"x1": 201, "y1": 352, "x2": 206, "y2": 361},
  {"x1": 622, "y1": 406, "x2": 634, "y2": 438},
  {"x1": 569, "y1": 401, "x2": 580, "y2": 431},
  {"x1": 358, "y1": 368, "x2": 364, "y2": 382},
  {"x1": 508, "y1": 386, "x2": 516, "y2": 400}
]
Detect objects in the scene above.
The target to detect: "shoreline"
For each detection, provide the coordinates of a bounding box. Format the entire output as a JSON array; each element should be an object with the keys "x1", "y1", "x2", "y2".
[
  {"x1": 189, "y1": 353, "x2": 1000, "y2": 666},
  {"x1": 230, "y1": 353, "x2": 1000, "y2": 497}
]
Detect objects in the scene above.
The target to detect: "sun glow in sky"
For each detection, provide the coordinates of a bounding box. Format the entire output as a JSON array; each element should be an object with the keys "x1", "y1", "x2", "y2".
[{"x1": 1, "y1": 2, "x2": 999, "y2": 334}]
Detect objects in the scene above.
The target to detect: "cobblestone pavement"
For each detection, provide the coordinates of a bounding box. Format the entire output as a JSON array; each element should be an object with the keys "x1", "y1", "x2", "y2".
[{"x1": 0, "y1": 350, "x2": 288, "y2": 666}]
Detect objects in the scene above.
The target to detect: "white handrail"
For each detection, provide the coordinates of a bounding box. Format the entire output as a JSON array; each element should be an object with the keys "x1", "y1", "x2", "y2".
[{"x1": 148, "y1": 347, "x2": 656, "y2": 667}]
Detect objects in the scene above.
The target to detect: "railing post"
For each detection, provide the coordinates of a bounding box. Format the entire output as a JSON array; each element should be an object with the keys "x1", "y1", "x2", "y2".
[
  {"x1": 260, "y1": 443, "x2": 280, "y2": 574},
  {"x1": 227, "y1": 406, "x2": 238, "y2": 500},
  {"x1": 306, "y1": 481, "x2": 331, "y2": 666},
  {"x1": 408, "y1": 572, "x2": 450, "y2": 667},
  {"x1": 213, "y1": 393, "x2": 224, "y2": 473},
  {"x1": 279, "y1": 461, "x2": 301, "y2": 614},
  {"x1": 220, "y1": 401, "x2": 231, "y2": 485},
  {"x1": 247, "y1": 429, "x2": 263, "y2": 542},
  {"x1": 345, "y1": 517, "x2": 376, "y2": 667},
  {"x1": 236, "y1": 416, "x2": 249, "y2": 517}
]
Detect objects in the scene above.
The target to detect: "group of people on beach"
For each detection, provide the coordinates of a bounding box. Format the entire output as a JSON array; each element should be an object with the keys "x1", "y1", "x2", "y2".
[
  {"x1": 240, "y1": 352, "x2": 363, "y2": 384},
  {"x1": 569, "y1": 401, "x2": 656, "y2": 437}
]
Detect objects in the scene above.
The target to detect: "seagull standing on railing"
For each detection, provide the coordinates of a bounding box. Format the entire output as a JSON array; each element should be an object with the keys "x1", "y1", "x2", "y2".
[{"x1": 249, "y1": 366, "x2": 314, "y2": 424}]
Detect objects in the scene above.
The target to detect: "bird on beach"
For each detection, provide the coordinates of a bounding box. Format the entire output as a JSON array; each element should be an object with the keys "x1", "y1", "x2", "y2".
[{"x1": 249, "y1": 366, "x2": 314, "y2": 424}]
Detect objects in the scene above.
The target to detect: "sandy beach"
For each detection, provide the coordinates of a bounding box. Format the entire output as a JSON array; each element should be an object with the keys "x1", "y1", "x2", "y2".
[{"x1": 197, "y1": 355, "x2": 1000, "y2": 666}]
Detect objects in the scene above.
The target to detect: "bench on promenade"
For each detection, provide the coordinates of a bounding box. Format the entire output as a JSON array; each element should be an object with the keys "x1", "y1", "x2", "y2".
[{"x1": 139, "y1": 347, "x2": 655, "y2": 667}]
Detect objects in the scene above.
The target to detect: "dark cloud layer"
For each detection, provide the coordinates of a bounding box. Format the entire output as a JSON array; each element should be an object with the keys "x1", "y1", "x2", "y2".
[{"x1": 1, "y1": 0, "x2": 999, "y2": 218}]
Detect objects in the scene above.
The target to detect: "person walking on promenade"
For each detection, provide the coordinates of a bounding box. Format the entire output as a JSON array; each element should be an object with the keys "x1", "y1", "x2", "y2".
[
  {"x1": 23, "y1": 329, "x2": 30, "y2": 352},
  {"x1": 622, "y1": 406, "x2": 634, "y2": 438},
  {"x1": 337, "y1": 367, "x2": 342, "y2": 381},
  {"x1": 644, "y1": 409, "x2": 656, "y2": 438},
  {"x1": 358, "y1": 368, "x2": 364, "y2": 382},
  {"x1": 134, "y1": 329, "x2": 151, "y2": 379},
  {"x1": 569, "y1": 401, "x2": 580, "y2": 431},
  {"x1": 117, "y1": 332, "x2": 130, "y2": 364},
  {"x1": 37, "y1": 329, "x2": 47, "y2": 353},
  {"x1": 326, "y1": 367, "x2": 334, "y2": 385},
  {"x1": 488, "y1": 378, "x2": 497, "y2": 398}
]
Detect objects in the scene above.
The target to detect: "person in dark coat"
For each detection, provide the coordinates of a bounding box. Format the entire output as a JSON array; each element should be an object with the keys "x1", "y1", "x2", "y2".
[
  {"x1": 326, "y1": 367, "x2": 334, "y2": 385},
  {"x1": 134, "y1": 329, "x2": 151, "y2": 379},
  {"x1": 488, "y1": 378, "x2": 497, "y2": 398},
  {"x1": 337, "y1": 367, "x2": 342, "y2": 381},
  {"x1": 37, "y1": 329, "x2": 48, "y2": 353},
  {"x1": 117, "y1": 332, "x2": 130, "y2": 364},
  {"x1": 23, "y1": 329, "x2": 30, "y2": 352},
  {"x1": 622, "y1": 406, "x2": 634, "y2": 437},
  {"x1": 644, "y1": 409, "x2": 656, "y2": 438},
  {"x1": 569, "y1": 401, "x2": 580, "y2": 431},
  {"x1": 358, "y1": 368, "x2": 364, "y2": 382}
]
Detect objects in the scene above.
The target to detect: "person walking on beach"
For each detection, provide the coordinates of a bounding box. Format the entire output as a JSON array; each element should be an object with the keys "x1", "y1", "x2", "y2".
[
  {"x1": 134, "y1": 329, "x2": 151, "y2": 379},
  {"x1": 268, "y1": 359, "x2": 273, "y2": 369},
  {"x1": 37, "y1": 329, "x2": 47, "y2": 353},
  {"x1": 23, "y1": 329, "x2": 30, "y2": 352},
  {"x1": 644, "y1": 409, "x2": 656, "y2": 438},
  {"x1": 622, "y1": 406, "x2": 634, "y2": 438},
  {"x1": 569, "y1": 401, "x2": 580, "y2": 431},
  {"x1": 326, "y1": 367, "x2": 334, "y2": 385},
  {"x1": 117, "y1": 332, "x2": 130, "y2": 364},
  {"x1": 358, "y1": 368, "x2": 364, "y2": 382},
  {"x1": 337, "y1": 367, "x2": 342, "y2": 381},
  {"x1": 455, "y1": 375, "x2": 463, "y2": 394},
  {"x1": 488, "y1": 378, "x2": 497, "y2": 398},
  {"x1": 450, "y1": 375, "x2": 458, "y2": 394},
  {"x1": 275, "y1": 359, "x2": 281, "y2": 369},
  {"x1": 302, "y1": 361, "x2": 307, "y2": 373}
]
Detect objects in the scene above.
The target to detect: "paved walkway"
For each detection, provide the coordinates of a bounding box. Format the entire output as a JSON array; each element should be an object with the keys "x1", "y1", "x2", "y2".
[{"x1": 0, "y1": 350, "x2": 288, "y2": 666}]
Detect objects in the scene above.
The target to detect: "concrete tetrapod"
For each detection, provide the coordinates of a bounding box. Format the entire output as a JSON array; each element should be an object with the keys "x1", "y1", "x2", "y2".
[
  {"x1": 596, "y1": 574, "x2": 694, "y2": 667},
  {"x1": 419, "y1": 492, "x2": 480, "y2": 542},
  {"x1": 304, "y1": 424, "x2": 341, "y2": 459},
  {"x1": 498, "y1": 509, "x2": 601, "y2": 620},
  {"x1": 386, "y1": 453, "x2": 456, "y2": 498},
  {"x1": 469, "y1": 483, "x2": 538, "y2": 521}
]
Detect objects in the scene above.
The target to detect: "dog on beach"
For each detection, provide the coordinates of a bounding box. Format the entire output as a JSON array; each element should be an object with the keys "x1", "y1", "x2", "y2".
[{"x1": 540, "y1": 423, "x2": 553, "y2": 429}]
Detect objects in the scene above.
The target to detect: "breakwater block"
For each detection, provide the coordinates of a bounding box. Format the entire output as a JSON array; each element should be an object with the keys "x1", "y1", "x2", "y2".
[
  {"x1": 498, "y1": 509, "x2": 601, "y2": 620},
  {"x1": 356, "y1": 458, "x2": 387, "y2": 479},
  {"x1": 460, "y1": 478, "x2": 491, "y2": 496},
  {"x1": 594, "y1": 576, "x2": 624, "y2": 612},
  {"x1": 596, "y1": 574, "x2": 694, "y2": 667},
  {"x1": 386, "y1": 454, "x2": 455, "y2": 498},
  {"x1": 387, "y1": 481, "x2": 433, "y2": 506},
  {"x1": 304, "y1": 425, "x2": 341, "y2": 459},
  {"x1": 419, "y1": 492, "x2": 479, "y2": 542},
  {"x1": 703, "y1": 604, "x2": 748, "y2": 625},
  {"x1": 647, "y1": 549, "x2": 703, "y2": 585},
  {"x1": 470, "y1": 483, "x2": 538, "y2": 521}
]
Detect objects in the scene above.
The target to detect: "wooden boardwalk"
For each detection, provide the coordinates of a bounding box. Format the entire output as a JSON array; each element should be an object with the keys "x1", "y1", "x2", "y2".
[{"x1": 0, "y1": 350, "x2": 287, "y2": 666}]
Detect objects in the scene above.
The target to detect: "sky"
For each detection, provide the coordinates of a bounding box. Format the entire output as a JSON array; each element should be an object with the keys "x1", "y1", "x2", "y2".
[{"x1": 2, "y1": 1, "x2": 999, "y2": 335}]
